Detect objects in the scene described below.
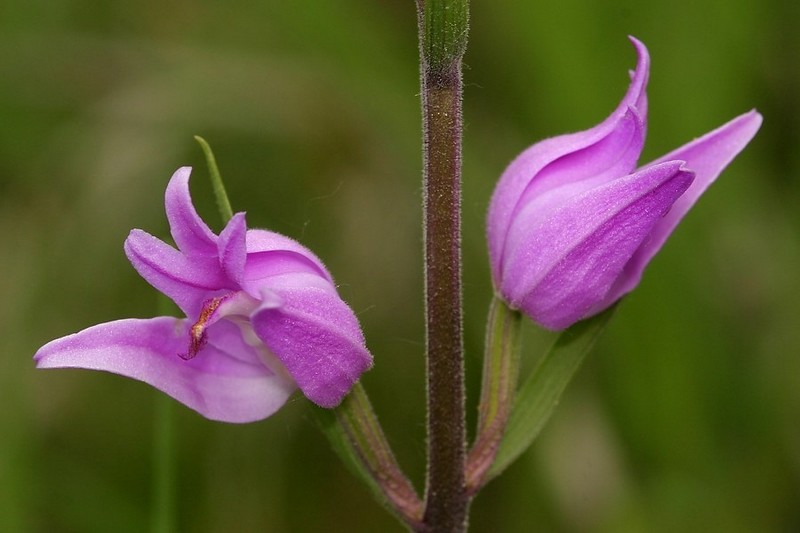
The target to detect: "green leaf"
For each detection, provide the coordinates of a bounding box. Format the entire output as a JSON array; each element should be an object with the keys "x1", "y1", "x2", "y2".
[
  {"x1": 487, "y1": 305, "x2": 617, "y2": 480},
  {"x1": 194, "y1": 135, "x2": 233, "y2": 224}
]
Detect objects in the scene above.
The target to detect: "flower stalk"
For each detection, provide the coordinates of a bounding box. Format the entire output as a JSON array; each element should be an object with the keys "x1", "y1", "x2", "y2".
[
  {"x1": 465, "y1": 297, "x2": 522, "y2": 494},
  {"x1": 416, "y1": 0, "x2": 470, "y2": 531},
  {"x1": 325, "y1": 384, "x2": 424, "y2": 528}
]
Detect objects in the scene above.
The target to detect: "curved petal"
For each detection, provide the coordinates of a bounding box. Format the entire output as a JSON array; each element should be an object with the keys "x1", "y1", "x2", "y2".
[
  {"x1": 502, "y1": 161, "x2": 694, "y2": 330},
  {"x1": 34, "y1": 317, "x2": 295, "y2": 423},
  {"x1": 251, "y1": 286, "x2": 372, "y2": 408},
  {"x1": 488, "y1": 38, "x2": 650, "y2": 279},
  {"x1": 242, "y1": 250, "x2": 335, "y2": 298},
  {"x1": 165, "y1": 167, "x2": 218, "y2": 257},
  {"x1": 218, "y1": 212, "x2": 248, "y2": 286},
  {"x1": 611, "y1": 110, "x2": 764, "y2": 297},
  {"x1": 124, "y1": 229, "x2": 231, "y2": 317},
  {"x1": 513, "y1": 107, "x2": 646, "y2": 230},
  {"x1": 245, "y1": 229, "x2": 333, "y2": 283},
  {"x1": 625, "y1": 36, "x2": 649, "y2": 117}
]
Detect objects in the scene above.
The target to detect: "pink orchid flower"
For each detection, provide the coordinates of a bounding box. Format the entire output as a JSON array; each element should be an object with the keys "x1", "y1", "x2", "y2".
[
  {"x1": 487, "y1": 37, "x2": 762, "y2": 330},
  {"x1": 36, "y1": 167, "x2": 372, "y2": 422}
]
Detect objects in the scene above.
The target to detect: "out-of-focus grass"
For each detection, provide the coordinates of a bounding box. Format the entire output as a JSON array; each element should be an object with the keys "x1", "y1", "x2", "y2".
[{"x1": 1, "y1": 1, "x2": 797, "y2": 531}]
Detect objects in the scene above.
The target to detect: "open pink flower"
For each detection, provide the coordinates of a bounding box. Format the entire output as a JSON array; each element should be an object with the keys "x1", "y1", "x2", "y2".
[
  {"x1": 35, "y1": 167, "x2": 372, "y2": 422},
  {"x1": 487, "y1": 37, "x2": 762, "y2": 330}
]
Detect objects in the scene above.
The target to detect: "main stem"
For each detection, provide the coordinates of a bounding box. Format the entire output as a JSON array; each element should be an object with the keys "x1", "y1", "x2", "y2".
[
  {"x1": 422, "y1": 74, "x2": 466, "y2": 530},
  {"x1": 417, "y1": 2, "x2": 469, "y2": 530}
]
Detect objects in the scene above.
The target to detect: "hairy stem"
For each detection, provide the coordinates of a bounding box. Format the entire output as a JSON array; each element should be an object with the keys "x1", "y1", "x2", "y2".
[{"x1": 416, "y1": 1, "x2": 470, "y2": 531}]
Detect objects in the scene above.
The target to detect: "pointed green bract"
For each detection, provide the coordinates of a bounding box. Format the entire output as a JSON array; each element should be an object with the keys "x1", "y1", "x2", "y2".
[
  {"x1": 194, "y1": 135, "x2": 233, "y2": 224},
  {"x1": 487, "y1": 305, "x2": 617, "y2": 480}
]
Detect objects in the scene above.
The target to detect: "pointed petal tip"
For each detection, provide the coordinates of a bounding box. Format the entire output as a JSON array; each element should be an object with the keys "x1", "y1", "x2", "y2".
[
  {"x1": 651, "y1": 108, "x2": 763, "y2": 175},
  {"x1": 741, "y1": 109, "x2": 764, "y2": 135},
  {"x1": 125, "y1": 227, "x2": 147, "y2": 240},
  {"x1": 720, "y1": 109, "x2": 763, "y2": 141},
  {"x1": 33, "y1": 345, "x2": 48, "y2": 365},
  {"x1": 164, "y1": 165, "x2": 218, "y2": 255},
  {"x1": 175, "y1": 165, "x2": 193, "y2": 178},
  {"x1": 627, "y1": 35, "x2": 645, "y2": 51},
  {"x1": 627, "y1": 36, "x2": 649, "y2": 69},
  {"x1": 123, "y1": 228, "x2": 153, "y2": 257},
  {"x1": 617, "y1": 36, "x2": 649, "y2": 117},
  {"x1": 219, "y1": 211, "x2": 248, "y2": 237},
  {"x1": 166, "y1": 166, "x2": 194, "y2": 194},
  {"x1": 219, "y1": 211, "x2": 248, "y2": 236}
]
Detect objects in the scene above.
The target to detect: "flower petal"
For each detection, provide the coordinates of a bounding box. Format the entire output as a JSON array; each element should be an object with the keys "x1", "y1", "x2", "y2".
[
  {"x1": 34, "y1": 317, "x2": 295, "y2": 423},
  {"x1": 245, "y1": 229, "x2": 334, "y2": 283},
  {"x1": 165, "y1": 167, "x2": 218, "y2": 257},
  {"x1": 610, "y1": 110, "x2": 763, "y2": 297},
  {"x1": 124, "y1": 229, "x2": 231, "y2": 316},
  {"x1": 488, "y1": 38, "x2": 650, "y2": 280},
  {"x1": 242, "y1": 250, "x2": 336, "y2": 298},
  {"x1": 251, "y1": 286, "x2": 372, "y2": 408},
  {"x1": 514, "y1": 107, "x2": 646, "y2": 227},
  {"x1": 502, "y1": 160, "x2": 694, "y2": 330},
  {"x1": 218, "y1": 212, "x2": 248, "y2": 286}
]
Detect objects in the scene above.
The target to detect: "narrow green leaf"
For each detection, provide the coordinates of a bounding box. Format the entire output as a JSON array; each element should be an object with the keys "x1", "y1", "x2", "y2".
[
  {"x1": 194, "y1": 135, "x2": 233, "y2": 224},
  {"x1": 487, "y1": 305, "x2": 617, "y2": 480}
]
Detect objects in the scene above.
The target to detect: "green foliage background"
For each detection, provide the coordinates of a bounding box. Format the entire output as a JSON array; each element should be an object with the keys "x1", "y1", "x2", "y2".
[{"x1": 2, "y1": 1, "x2": 798, "y2": 531}]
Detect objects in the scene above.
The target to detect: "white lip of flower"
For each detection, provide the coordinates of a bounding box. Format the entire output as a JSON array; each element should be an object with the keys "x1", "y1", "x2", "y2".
[{"x1": 183, "y1": 289, "x2": 294, "y2": 383}]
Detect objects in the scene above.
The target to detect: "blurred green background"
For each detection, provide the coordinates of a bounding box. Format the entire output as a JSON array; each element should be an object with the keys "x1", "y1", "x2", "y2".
[{"x1": 2, "y1": 0, "x2": 798, "y2": 531}]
